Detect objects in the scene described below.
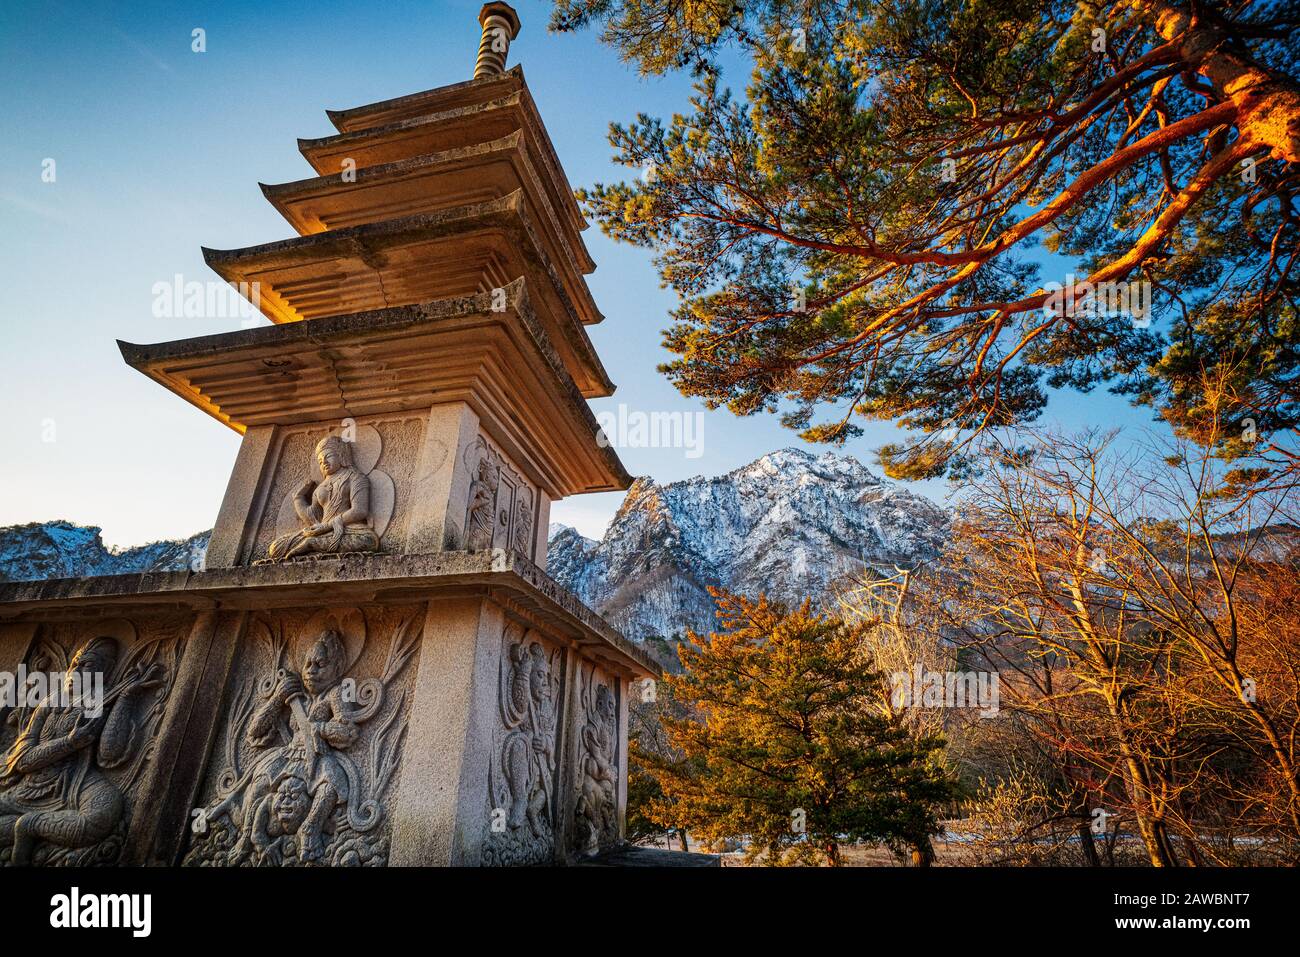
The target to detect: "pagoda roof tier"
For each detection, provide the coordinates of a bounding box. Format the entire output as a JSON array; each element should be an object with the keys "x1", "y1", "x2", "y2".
[
  {"x1": 202, "y1": 191, "x2": 613, "y2": 398},
  {"x1": 300, "y1": 81, "x2": 586, "y2": 251},
  {"x1": 262, "y1": 132, "x2": 595, "y2": 313},
  {"x1": 325, "y1": 66, "x2": 523, "y2": 133},
  {"x1": 118, "y1": 279, "x2": 631, "y2": 499}
]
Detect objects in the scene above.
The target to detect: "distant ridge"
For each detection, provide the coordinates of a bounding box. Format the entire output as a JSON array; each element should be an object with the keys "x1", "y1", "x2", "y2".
[
  {"x1": 0, "y1": 520, "x2": 210, "y2": 583},
  {"x1": 0, "y1": 449, "x2": 950, "y2": 641},
  {"x1": 548, "y1": 447, "x2": 948, "y2": 639}
]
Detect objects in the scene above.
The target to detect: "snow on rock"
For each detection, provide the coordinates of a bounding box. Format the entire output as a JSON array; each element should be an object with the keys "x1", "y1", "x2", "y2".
[
  {"x1": 0, "y1": 520, "x2": 211, "y2": 582},
  {"x1": 547, "y1": 448, "x2": 948, "y2": 640}
]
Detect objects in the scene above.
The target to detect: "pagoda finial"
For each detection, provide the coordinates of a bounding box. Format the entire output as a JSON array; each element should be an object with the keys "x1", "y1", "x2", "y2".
[{"x1": 475, "y1": 3, "x2": 521, "y2": 79}]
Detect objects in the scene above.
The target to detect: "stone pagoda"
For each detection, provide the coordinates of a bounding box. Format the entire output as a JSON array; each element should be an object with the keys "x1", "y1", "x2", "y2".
[{"x1": 0, "y1": 4, "x2": 656, "y2": 868}]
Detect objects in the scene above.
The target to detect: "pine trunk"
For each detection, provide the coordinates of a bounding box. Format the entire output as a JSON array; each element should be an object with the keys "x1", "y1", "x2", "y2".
[{"x1": 1151, "y1": 1, "x2": 1300, "y2": 162}]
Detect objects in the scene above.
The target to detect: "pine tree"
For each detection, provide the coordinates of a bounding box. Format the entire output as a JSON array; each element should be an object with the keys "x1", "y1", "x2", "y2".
[
  {"x1": 635, "y1": 589, "x2": 957, "y2": 865},
  {"x1": 552, "y1": 0, "x2": 1300, "y2": 480}
]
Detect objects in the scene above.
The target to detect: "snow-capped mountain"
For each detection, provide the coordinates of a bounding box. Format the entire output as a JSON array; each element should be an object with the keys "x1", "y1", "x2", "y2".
[
  {"x1": 0, "y1": 521, "x2": 210, "y2": 583},
  {"x1": 0, "y1": 449, "x2": 948, "y2": 641},
  {"x1": 549, "y1": 448, "x2": 948, "y2": 639}
]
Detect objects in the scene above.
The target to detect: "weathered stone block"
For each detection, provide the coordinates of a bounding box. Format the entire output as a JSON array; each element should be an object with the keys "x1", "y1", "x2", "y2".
[{"x1": 0, "y1": 552, "x2": 655, "y2": 867}]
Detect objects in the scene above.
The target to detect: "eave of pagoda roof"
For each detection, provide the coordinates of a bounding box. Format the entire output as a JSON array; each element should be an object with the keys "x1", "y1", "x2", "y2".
[
  {"x1": 304, "y1": 70, "x2": 586, "y2": 244},
  {"x1": 118, "y1": 279, "x2": 631, "y2": 499},
  {"x1": 261, "y1": 130, "x2": 597, "y2": 296},
  {"x1": 326, "y1": 66, "x2": 522, "y2": 134},
  {"x1": 202, "y1": 191, "x2": 613, "y2": 399}
]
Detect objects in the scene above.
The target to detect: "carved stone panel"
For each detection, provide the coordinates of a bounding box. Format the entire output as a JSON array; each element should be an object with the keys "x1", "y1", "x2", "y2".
[
  {"x1": 570, "y1": 661, "x2": 621, "y2": 857},
  {"x1": 481, "y1": 622, "x2": 565, "y2": 866},
  {"x1": 463, "y1": 434, "x2": 538, "y2": 561},
  {"x1": 181, "y1": 604, "x2": 422, "y2": 867},
  {"x1": 0, "y1": 615, "x2": 187, "y2": 866},
  {"x1": 247, "y1": 415, "x2": 425, "y2": 564}
]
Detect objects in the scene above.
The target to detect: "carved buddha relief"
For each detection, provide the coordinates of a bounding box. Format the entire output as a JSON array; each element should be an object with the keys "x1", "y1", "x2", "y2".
[
  {"x1": 573, "y1": 663, "x2": 619, "y2": 856},
  {"x1": 263, "y1": 426, "x2": 395, "y2": 563},
  {"x1": 183, "y1": 607, "x2": 419, "y2": 867},
  {"x1": 0, "y1": 620, "x2": 180, "y2": 866},
  {"x1": 482, "y1": 623, "x2": 563, "y2": 865},
  {"x1": 462, "y1": 435, "x2": 537, "y2": 560},
  {"x1": 465, "y1": 447, "x2": 499, "y2": 552},
  {"x1": 512, "y1": 486, "x2": 535, "y2": 558}
]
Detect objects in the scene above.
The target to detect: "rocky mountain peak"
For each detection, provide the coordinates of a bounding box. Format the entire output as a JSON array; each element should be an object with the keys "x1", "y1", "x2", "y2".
[{"x1": 551, "y1": 447, "x2": 948, "y2": 639}]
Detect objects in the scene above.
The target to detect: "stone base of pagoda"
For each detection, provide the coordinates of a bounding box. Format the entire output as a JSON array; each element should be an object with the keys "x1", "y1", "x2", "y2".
[{"x1": 0, "y1": 552, "x2": 655, "y2": 867}]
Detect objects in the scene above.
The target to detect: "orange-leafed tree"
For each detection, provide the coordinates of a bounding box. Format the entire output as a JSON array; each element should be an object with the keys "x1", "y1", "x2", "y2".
[
  {"x1": 635, "y1": 589, "x2": 957, "y2": 865},
  {"x1": 930, "y1": 423, "x2": 1300, "y2": 863}
]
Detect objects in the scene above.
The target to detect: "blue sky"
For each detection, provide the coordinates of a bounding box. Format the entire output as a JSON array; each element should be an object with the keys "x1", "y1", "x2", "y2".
[{"x1": 0, "y1": 0, "x2": 1155, "y2": 547}]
